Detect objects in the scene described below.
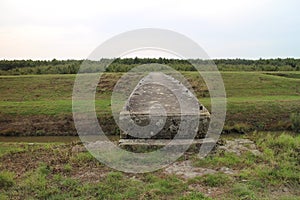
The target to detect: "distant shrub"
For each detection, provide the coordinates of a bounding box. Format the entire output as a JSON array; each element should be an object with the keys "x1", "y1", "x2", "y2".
[{"x1": 290, "y1": 113, "x2": 300, "y2": 133}]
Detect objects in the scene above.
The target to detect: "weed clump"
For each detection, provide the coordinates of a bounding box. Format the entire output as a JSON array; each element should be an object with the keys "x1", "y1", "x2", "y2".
[
  {"x1": 202, "y1": 173, "x2": 232, "y2": 187},
  {"x1": 0, "y1": 171, "x2": 15, "y2": 189},
  {"x1": 290, "y1": 113, "x2": 300, "y2": 133},
  {"x1": 180, "y1": 191, "x2": 212, "y2": 200},
  {"x1": 231, "y1": 183, "x2": 257, "y2": 200}
]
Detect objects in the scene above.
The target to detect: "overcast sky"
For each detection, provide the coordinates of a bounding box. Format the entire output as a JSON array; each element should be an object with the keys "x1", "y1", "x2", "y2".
[{"x1": 0, "y1": 0, "x2": 299, "y2": 60}]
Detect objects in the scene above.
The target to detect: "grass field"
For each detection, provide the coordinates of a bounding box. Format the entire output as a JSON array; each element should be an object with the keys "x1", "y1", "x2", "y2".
[
  {"x1": 0, "y1": 71, "x2": 300, "y2": 135},
  {"x1": 0, "y1": 72, "x2": 299, "y2": 199},
  {"x1": 0, "y1": 132, "x2": 299, "y2": 199}
]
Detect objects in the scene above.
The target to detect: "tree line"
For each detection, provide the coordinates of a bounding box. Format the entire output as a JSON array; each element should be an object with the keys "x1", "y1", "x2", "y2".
[{"x1": 0, "y1": 58, "x2": 299, "y2": 75}]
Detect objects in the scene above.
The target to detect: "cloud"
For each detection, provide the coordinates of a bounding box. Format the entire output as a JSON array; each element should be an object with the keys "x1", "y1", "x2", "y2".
[{"x1": 0, "y1": 0, "x2": 299, "y2": 59}]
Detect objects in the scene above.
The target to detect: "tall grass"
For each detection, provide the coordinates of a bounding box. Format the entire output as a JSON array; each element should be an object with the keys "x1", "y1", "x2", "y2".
[
  {"x1": 290, "y1": 113, "x2": 300, "y2": 133},
  {"x1": 0, "y1": 171, "x2": 15, "y2": 189}
]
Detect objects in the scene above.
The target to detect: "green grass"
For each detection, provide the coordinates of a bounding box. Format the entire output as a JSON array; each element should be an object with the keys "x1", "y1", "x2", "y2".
[
  {"x1": 0, "y1": 74, "x2": 76, "y2": 101},
  {"x1": 252, "y1": 134, "x2": 300, "y2": 186},
  {"x1": 0, "y1": 171, "x2": 15, "y2": 189},
  {"x1": 0, "y1": 143, "x2": 25, "y2": 157},
  {"x1": 194, "y1": 151, "x2": 258, "y2": 169},
  {"x1": 230, "y1": 183, "x2": 257, "y2": 200},
  {"x1": 201, "y1": 173, "x2": 232, "y2": 187},
  {"x1": 179, "y1": 192, "x2": 212, "y2": 200},
  {"x1": 0, "y1": 132, "x2": 299, "y2": 199},
  {"x1": 70, "y1": 152, "x2": 96, "y2": 164},
  {"x1": 197, "y1": 133, "x2": 299, "y2": 199},
  {"x1": 0, "y1": 72, "x2": 300, "y2": 135},
  {"x1": 63, "y1": 163, "x2": 72, "y2": 173},
  {"x1": 265, "y1": 72, "x2": 300, "y2": 79},
  {"x1": 1, "y1": 71, "x2": 300, "y2": 198},
  {"x1": 0, "y1": 99, "x2": 111, "y2": 115},
  {"x1": 1, "y1": 71, "x2": 299, "y2": 104},
  {"x1": 290, "y1": 113, "x2": 300, "y2": 133}
]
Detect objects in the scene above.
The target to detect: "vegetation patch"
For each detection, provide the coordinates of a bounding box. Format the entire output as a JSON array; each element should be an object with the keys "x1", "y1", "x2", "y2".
[
  {"x1": 0, "y1": 132, "x2": 298, "y2": 199},
  {"x1": 290, "y1": 113, "x2": 300, "y2": 133},
  {"x1": 0, "y1": 171, "x2": 15, "y2": 189},
  {"x1": 0, "y1": 72, "x2": 300, "y2": 136},
  {"x1": 201, "y1": 173, "x2": 232, "y2": 187}
]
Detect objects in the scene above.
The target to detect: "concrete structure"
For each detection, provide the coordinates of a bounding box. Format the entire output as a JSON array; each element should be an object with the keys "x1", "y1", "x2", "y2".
[{"x1": 119, "y1": 72, "x2": 211, "y2": 152}]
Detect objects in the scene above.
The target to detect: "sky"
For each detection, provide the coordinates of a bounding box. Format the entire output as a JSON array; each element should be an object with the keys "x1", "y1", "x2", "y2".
[{"x1": 0, "y1": 0, "x2": 299, "y2": 60}]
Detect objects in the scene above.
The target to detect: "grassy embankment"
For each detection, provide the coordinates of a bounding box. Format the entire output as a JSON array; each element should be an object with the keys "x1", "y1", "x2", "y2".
[
  {"x1": 0, "y1": 71, "x2": 300, "y2": 135},
  {"x1": 0, "y1": 71, "x2": 299, "y2": 199},
  {"x1": 0, "y1": 132, "x2": 299, "y2": 199}
]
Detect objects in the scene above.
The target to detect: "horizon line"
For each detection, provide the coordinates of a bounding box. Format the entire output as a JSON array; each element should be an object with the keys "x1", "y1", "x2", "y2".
[{"x1": 1, "y1": 57, "x2": 300, "y2": 61}]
